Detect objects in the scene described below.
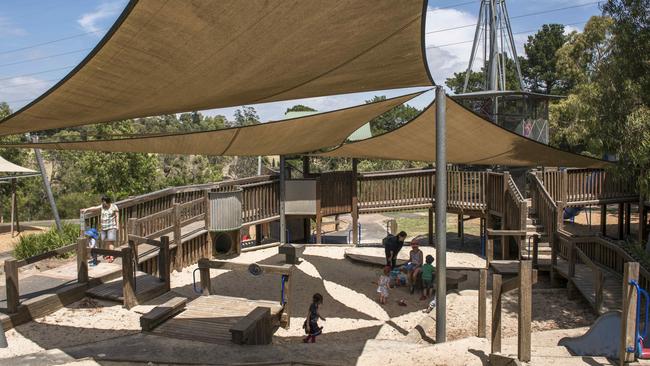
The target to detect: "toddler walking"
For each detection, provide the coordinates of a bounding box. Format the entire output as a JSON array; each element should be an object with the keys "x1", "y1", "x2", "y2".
[{"x1": 377, "y1": 266, "x2": 391, "y2": 304}]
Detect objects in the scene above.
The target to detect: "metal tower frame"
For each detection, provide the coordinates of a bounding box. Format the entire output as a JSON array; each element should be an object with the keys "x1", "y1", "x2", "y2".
[{"x1": 462, "y1": 0, "x2": 525, "y2": 93}]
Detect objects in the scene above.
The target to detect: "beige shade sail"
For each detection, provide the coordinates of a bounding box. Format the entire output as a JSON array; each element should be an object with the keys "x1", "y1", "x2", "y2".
[
  {"x1": 0, "y1": 156, "x2": 37, "y2": 174},
  {"x1": 0, "y1": 92, "x2": 424, "y2": 156},
  {"x1": 320, "y1": 97, "x2": 609, "y2": 168},
  {"x1": 0, "y1": 0, "x2": 432, "y2": 136}
]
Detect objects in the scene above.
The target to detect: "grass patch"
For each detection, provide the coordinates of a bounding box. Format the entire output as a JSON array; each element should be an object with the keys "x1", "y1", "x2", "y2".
[
  {"x1": 14, "y1": 223, "x2": 80, "y2": 260},
  {"x1": 382, "y1": 211, "x2": 481, "y2": 236}
]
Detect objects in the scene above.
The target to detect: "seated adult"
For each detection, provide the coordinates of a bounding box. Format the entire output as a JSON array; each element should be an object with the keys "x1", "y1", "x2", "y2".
[
  {"x1": 384, "y1": 231, "x2": 407, "y2": 269},
  {"x1": 407, "y1": 242, "x2": 424, "y2": 294}
]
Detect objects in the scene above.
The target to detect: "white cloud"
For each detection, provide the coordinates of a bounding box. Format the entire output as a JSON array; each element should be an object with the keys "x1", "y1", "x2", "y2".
[
  {"x1": 564, "y1": 25, "x2": 580, "y2": 35},
  {"x1": 77, "y1": 1, "x2": 124, "y2": 34},
  {"x1": 0, "y1": 15, "x2": 27, "y2": 38},
  {"x1": 0, "y1": 76, "x2": 51, "y2": 111}
]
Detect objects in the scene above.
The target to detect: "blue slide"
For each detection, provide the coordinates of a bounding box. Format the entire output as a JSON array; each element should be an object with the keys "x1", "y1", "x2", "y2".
[{"x1": 563, "y1": 206, "x2": 583, "y2": 220}]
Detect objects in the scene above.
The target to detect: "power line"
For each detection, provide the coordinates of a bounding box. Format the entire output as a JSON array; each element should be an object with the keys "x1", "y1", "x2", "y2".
[
  {"x1": 0, "y1": 48, "x2": 91, "y2": 68},
  {"x1": 0, "y1": 29, "x2": 104, "y2": 56},
  {"x1": 0, "y1": 66, "x2": 74, "y2": 82},
  {"x1": 0, "y1": 77, "x2": 60, "y2": 88},
  {"x1": 426, "y1": 20, "x2": 589, "y2": 49},
  {"x1": 425, "y1": 1, "x2": 601, "y2": 35}
]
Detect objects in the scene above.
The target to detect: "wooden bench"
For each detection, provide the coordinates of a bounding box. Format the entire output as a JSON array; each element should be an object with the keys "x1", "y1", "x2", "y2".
[
  {"x1": 140, "y1": 297, "x2": 187, "y2": 331},
  {"x1": 229, "y1": 306, "x2": 272, "y2": 345},
  {"x1": 278, "y1": 244, "x2": 305, "y2": 265}
]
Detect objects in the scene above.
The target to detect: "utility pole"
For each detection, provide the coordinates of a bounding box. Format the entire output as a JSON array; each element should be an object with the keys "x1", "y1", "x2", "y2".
[
  {"x1": 435, "y1": 86, "x2": 447, "y2": 343},
  {"x1": 33, "y1": 136, "x2": 62, "y2": 231}
]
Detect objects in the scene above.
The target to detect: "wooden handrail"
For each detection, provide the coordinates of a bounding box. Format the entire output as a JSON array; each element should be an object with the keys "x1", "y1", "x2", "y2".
[{"x1": 15, "y1": 242, "x2": 77, "y2": 268}]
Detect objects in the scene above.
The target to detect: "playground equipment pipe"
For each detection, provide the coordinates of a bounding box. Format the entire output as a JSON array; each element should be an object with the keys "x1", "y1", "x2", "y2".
[
  {"x1": 435, "y1": 86, "x2": 447, "y2": 343},
  {"x1": 628, "y1": 280, "x2": 650, "y2": 359}
]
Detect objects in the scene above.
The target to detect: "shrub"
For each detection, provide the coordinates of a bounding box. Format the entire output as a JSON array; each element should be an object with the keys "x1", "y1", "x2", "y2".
[{"x1": 14, "y1": 223, "x2": 81, "y2": 260}]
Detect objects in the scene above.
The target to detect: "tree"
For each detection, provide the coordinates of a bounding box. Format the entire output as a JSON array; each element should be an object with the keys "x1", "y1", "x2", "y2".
[
  {"x1": 522, "y1": 24, "x2": 571, "y2": 94},
  {"x1": 285, "y1": 105, "x2": 316, "y2": 114},
  {"x1": 365, "y1": 96, "x2": 420, "y2": 135},
  {"x1": 230, "y1": 106, "x2": 260, "y2": 127},
  {"x1": 225, "y1": 106, "x2": 262, "y2": 178}
]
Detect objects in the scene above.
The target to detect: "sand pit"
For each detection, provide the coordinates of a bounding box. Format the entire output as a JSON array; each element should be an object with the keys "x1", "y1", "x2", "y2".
[
  {"x1": 345, "y1": 246, "x2": 486, "y2": 269},
  {"x1": 1, "y1": 244, "x2": 604, "y2": 365}
]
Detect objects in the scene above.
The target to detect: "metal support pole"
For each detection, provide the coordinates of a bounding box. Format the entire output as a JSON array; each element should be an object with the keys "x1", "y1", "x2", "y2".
[
  {"x1": 257, "y1": 156, "x2": 262, "y2": 176},
  {"x1": 435, "y1": 86, "x2": 447, "y2": 343},
  {"x1": 33, "y1": 137, "x2": 62, "y2": 231},
  {"x1": 279, "y1": 155, "x2": 287, "y2": 244}
]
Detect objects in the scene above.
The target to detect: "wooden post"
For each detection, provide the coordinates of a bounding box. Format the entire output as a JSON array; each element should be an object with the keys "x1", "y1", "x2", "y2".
[
  {"x1": 518, "y1": 260, "x2": 532, "y2": 362},
  {"x1": 10, "y1": 178, "x2": 17, "y2": 237},
  {"x1": 351, "y1": 158, "x2": 359, "y2": 245},
  {"x1": 4, "y1": 258, "x2": 19, "y2": 313},
  {"x1": 532, "y1": 235, "x2": 539, "y2": 269},
  {"x1": 204, "y1": 190, "x2": 211, "y2": 230},
  {"x1": 159, "y1": 236, "x2": 171, "y2": 292},
  {"x1": 478, "y1": 268, "x2": 487, "y2": 338},
  {"x1": 198, "y1": 259, "x2": 212, "y2": 295},
  {"x1": 428, "y1": 207, "x2": 434, "y2": 245},
  {"x1": 601, "y1": 204, "x2": 607, "y2": 237},
  {"x1": 618, "y1": 203, "x2": 624, "y2": 240},
  {"x1": 567, "y1": 242, "x2": 577, "y2": 298},
  {"x1": 302, "y1": 156, "x2": 310, "y2": 178},
  {"x1": 285, "y1": 266, "x2": 294, "y2": 328},
  {"x1": 77, "y1": 237, "x2": 89, "y2": 284},
  {"x1": 640, "y1": 197, "x2": 648, "y2": 251},
  {"x1": 173, "y1": 203, "x2": 183, "y2": 270},
  {"x1": 122, "y1": 247, "x2": 137, "y2": 309},
  {"x1": 255, "y1": 224, "x2": 262, "y2": 245},
  {"x1": 620, "y1": 262, "x2": 639, "y2": 365},
  {"x1": 491, "y1": 273, "x2": 502, "y2": 354},
  {"x1": 501, "y1": 172, "x2": 509, "y2": 259},
  {"x1": 487, "y1": 236, "x2": 494, "y2": 267},
  {"x1": 557, "y1": 201, "x2": 566, "y2": 231},
  {"x1": 315, "y1": 178, "x2": 322, "y2": 244},
  {"x1": 625, "y1": 203, "x2": 631, "y2": 237}
]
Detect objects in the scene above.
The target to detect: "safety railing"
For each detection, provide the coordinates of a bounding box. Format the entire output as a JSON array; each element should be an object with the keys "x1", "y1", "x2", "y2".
[
  {"x1": 241, "y1": 180, "x2": 280, "y2": 225},
  {"x1": 447, "y1": 170, "x2": 487, "y2": 211},
  {"x1": 357, "y1": 169, "x2": 434, "y2": 212},
  {"x1": 486, "y1": 172, "x2": 505, "y2": 216},
  {"x1": 319, "y1": 171, "x2": 354, "y2": 216},
  {"x1": 541, "y1": 168, "x2": 637, "y2": 205}
]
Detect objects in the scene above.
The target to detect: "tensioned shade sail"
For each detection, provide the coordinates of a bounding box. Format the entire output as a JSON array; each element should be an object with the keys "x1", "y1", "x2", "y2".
[
  {"x1": 0, "y1": 156, "x2": 39, "y2": 180},
  {"x1": 0, "y1": 0, "x2": 432, "y2": 136},
  {"x1": 0, "y1": 92, "x2": 424, "y2": 156},
  {"x1": 320, "y1": 97, "x2": 609, "y2": 168}
]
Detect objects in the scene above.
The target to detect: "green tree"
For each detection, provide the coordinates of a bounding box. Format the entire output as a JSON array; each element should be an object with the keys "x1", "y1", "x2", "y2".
[
  {"x1": 366, "y1": 96, "x2": 420, "y2": 135},
  {"x1": 522, "y1": 24, "x2": 570, "y2": 94},
  {"x1": 285, "y1": 105, "x2": 316, "y2": 113}
]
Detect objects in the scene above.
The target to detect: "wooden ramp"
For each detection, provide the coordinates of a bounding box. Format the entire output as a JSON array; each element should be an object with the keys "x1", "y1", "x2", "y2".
[
  {"x1": 86, "y1": 271, "x2": 167, "y2": 304},
  {"x1": 554, "y1": 258, "x2": 622, "y2": 314},
  {"x1": 150, "y1": 295, "x2": 283, "y2": 344}
]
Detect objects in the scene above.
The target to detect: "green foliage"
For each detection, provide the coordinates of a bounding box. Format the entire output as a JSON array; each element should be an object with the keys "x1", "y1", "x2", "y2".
[
  {"x1": 286, "y1": 105, "x2": 316, "y2": 113},
  {"x1": 13, "y1": 223, "x2": 80, "y2": 260},
  {"x1": 365, "y1": 96, "x2": 420, "y2": 136},
  {"x1": 522, "y1": 24, "x2": 571, "y2": 94}
]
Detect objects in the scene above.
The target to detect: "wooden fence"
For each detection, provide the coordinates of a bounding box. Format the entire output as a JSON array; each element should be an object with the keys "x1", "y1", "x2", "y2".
[
  {"x1": 486, "y1": 172, "x2": 505, "y2": 216},
  {"x1": 541, "y1": 168, "x2": 637, "y2": 205},
  {"x1": 241, "y1": 180, "x2": 279, "y2": 225},
  {"x1": 447, "y1": 170, "x2": 487, "y2": 212},
  {"x1": 357, "y1": 169, "x2": 434, "y2": 212},
  {"x1": 319, "y1": 171, "x2": 354, "y2": 216}
]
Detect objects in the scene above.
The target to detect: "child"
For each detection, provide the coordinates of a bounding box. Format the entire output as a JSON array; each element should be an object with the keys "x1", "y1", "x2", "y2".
[
  {"x1": 303, "y1": 293, "x2": 326, "y2": 343},
  {"x1": 377, "y1": 266, "x2": 391, "y2": 304},
  {"x1": 84, "y1": 228, "x2": 99, "y2": 267},
  {"x1": 408, "y1": 242, "x2": 424, "y2": 294},
  {"x1": 421, "y1": 255, "x2": 435, "y2": 300}
]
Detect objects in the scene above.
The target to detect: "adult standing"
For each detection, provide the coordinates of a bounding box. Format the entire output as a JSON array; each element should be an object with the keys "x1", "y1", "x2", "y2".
[
  {"x1": 84, "y1": 196, "x2": 119, "y2": 263},
  {"x1": 384, "y1": 231, "x2": 407, "y2": 268}
]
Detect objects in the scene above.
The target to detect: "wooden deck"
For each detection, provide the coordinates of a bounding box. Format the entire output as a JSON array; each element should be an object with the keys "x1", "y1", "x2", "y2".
[
  {"x1": 554, "y1": 258, "x2": 622, "y2": 314},
  {"x1": 150, "y1": 295, "x2": 283, "y2": 344},
  {"x1": 85, "y1": 271, "x2": 167, "y2": 303}
]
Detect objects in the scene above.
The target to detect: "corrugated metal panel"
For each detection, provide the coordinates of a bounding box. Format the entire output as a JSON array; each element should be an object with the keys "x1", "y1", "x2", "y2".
[
  {"x1": 285, "y1": 180, "x2": 317, "y2": 215},
  {"x1": 208, "y1": 189, "x2": 242, "y2": 231}
]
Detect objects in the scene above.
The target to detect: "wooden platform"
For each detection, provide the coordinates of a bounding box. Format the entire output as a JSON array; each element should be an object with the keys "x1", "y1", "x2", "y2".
[
  {"x1": 136, "y1": 221, "x2": 206, "y2": 263},
  {"x1": 150, "y1": 295, "x2": 283, "y2": 344},
  {"x1": 86, "y1": 271, "x2": 167, "y2": 304},
  {"x1": 554, "y1": 258, "x2": 622, "y2": 314}
]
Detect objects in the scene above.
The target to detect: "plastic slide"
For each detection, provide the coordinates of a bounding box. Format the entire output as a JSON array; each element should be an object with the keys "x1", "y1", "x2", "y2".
[
  {"x1": 558, "y1": 311, "x2": 622, "y2": 359},
  {"x1": 563, "y1": 206, "x2": 583, "y2": 220}
]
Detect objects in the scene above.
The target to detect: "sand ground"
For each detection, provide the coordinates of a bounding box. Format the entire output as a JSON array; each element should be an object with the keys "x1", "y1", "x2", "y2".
[{"x1": 1, "y1": 245, "x2": 609, "y2": 365}]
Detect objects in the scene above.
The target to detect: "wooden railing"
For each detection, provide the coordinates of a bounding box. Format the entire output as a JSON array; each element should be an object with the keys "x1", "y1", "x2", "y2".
[
  {"x1": 541, "y1": 168, "x2": 637, "y2": 205},
  {"x1": 556, "y1": 231, "x2": 605, "y2": 312},
  {"x1": 319, "y1": 171, "x2": 354, "y2": 216},
  {"x1": 486, "y1": 172, "x2": 505, "y2": 215},
  {"x1": 241, "y1": 180, "x2": 279, "y2": 225},
  {"x1": 81, "y1": 175, "x2": 276, "y2": 246},
  {"x1": 358, "y1": 169, "x2": 434, "y2": 212},
  {"x1": 504, "y1": 174, "x2": 528, "y2": 233},
  {"x1": 556, "y1": 230, "x2": 650, "y2": 293},
  {"x1": 447, "y1": 170, "x2": 487, "y2": 211}
]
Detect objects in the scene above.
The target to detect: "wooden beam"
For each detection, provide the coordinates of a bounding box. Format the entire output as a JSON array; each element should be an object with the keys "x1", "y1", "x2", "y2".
[
  {"x1": 491, "y1": 273, "x2": 502, "y2": 354},
  {"x1": 122, "y1": 246, "x2": 137, "y2": 309},
  {"x1": 76, "y1": 237, "x2": 88, "y2": 284},
  {"x1": 601, "y1": 204, "x2": 607, "y2": 237},
  {"x1": 620, "y1": 262, "x2": 639, "y2": 365},
  {"x1": 478, "y1": 268, "x2": 487, "y2": 338},
  {"x1": 198, "y1": 259, "x2": 212, "y2": 295},
  {"x1": 625, "y1": 203, "x2": 631, "y2": 237},
  {"x1": 518, "y1": 260, "x2": 532, "y2": 362},
  {"x1": 486, "y1": 229, "x2": 527, "y2": 237},
  {"x1": 315, "y1": 178, "x2": 322, "y2": 244},
  {"x1": 173, "y1": 204, "x2": 183, "y2": 270},
  {"x1": 198, "y1": 259, "x2": 292, "y2": 276},
  {"x1": 159, "y1": 236, "x2": 171, "y2": 292},
  {"x1": 4, "y1": 258, "x2": 19, "y2": 314},
  {"x1": 127, "y1": 234, "x2": 162, "y2": 247},
  {"x1": 501, "y1": 270, "x2": 538, "y2": 294},
  {"x1": 352, "y1": 159, "x2": 359, "y2": 245},
  {"x1": 90, "y1": 248, "x2": 123, "y2": 257},
  {"x1": 428, "y1": 208, "x2": 434, "y2": 245}
]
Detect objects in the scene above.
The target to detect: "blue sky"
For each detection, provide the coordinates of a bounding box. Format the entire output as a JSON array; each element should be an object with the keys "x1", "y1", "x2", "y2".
[{"x1": 0, "y1": 0, "x2": 603, "y2": 123}]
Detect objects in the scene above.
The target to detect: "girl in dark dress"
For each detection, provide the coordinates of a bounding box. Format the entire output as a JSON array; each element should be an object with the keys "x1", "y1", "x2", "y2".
[{"x1": 303, "y1": 293, "x2": 325, "y2": 343}]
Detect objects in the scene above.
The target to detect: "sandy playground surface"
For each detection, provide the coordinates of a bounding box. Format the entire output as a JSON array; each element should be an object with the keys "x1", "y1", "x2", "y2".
[{"x1": 0, "y1": 244, "x2": 614, "y2": 365}]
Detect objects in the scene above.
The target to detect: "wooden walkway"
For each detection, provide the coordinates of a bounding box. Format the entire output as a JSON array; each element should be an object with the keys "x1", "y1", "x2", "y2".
[
  {"x1": 85, "y1": 271, "x2": 167, "y2": 303},
  {"x1": 150, "y1": 295, "x2": 283, "y2": 344},
  {"x1": 554, "y1": 258, "x2": 622, "y2": 314}
]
